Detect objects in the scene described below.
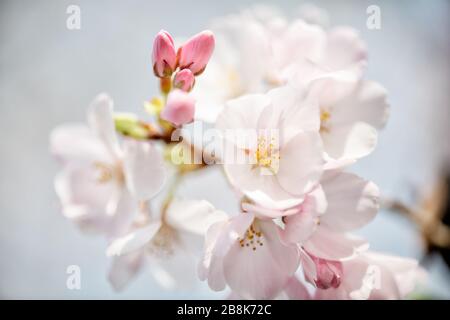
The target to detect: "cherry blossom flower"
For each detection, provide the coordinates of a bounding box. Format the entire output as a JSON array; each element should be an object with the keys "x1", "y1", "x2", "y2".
[
  {"x1": 215, "y1": 86, "x2": 324, "y2": 209},
  {"x1": 50, "y1": 94, "x2": 166, "y2": 237},
  {"x1": 305, "y1": 74, "x2": 390, "y2": 167},
  {"x1": 107, "y1": 199, "x2": 227, "y2": 290},
  {"x1": 315, "y1": 252, "x2": 426, "y2": 300},
  {"x1": 49, "y1": 8, "x2": 425, "y2": 300},
  {"x1": 198, "y1": 210, "x2": 299, "y2": 299},
  {"x1": 194, "y1": 7, "x2": 368, "y2": 123}
]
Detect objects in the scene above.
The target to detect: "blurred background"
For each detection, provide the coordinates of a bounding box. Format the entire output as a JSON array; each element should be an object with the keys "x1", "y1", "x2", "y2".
[{"x1": 0, "y1": 0, "x2": 449, "y2": 299}]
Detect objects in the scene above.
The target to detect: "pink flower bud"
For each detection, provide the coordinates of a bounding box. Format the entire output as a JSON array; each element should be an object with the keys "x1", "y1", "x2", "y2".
[
  {"x1": 177, "y1": 30, "x2": 215, "y2": 75},
  {"x1": 173, "y1": 69, "x2": 195, "y2": 92},
  {"x1": 152, "y1": 30, "x2": 177, "y2": 78},
  {"x1": 308, "y1": 254, "x2": 343, "y2": 290},
  {"x1": 160, "y1": 89, "x2": 195, "y2": 126}
]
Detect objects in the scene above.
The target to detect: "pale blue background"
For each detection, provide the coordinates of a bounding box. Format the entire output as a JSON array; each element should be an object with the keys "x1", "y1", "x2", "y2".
[{"x1": 0, "y1": 0, "x2": 449, "y2": 299}]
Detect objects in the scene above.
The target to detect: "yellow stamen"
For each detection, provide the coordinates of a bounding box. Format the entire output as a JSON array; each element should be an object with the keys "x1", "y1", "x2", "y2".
[
  {"x1": 237, "y1": 222, "x2": 264, "y2": 252},
  {"x1": 253, "y1": 136, "x2": 280, "y2": 174},
  {"x1": 93, "y1": 162, "x2": 123, "y2": 184},
  {"x1": 320, "y1": 109, "x2": 331, "y2": 133}
]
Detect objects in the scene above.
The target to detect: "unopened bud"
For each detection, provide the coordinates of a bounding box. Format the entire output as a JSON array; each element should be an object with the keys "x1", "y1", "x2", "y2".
[
  {"x1": 173, "y1": 69, "x2": 195, "y2": 92},
  {"x1": 160, "y1": 89, "x2": 195, "y2": 126},
  {"x1": 152, "y1": 30, "x2": 177, "y2": 78},
  {"x1": 177, "y1": 30, "x2": 215, "y2": 75}
]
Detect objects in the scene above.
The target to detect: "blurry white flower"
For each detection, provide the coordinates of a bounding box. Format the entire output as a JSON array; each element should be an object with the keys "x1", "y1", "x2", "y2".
[
  {"x1": 194, "y1": 6, "x2": 368, "y2": 123},
  {"x1": 50, "y1": 94, "x2": 166, "y2": 237},
  {"x1": 106, "y1": 199, "x2": 227, "y2": 290}
]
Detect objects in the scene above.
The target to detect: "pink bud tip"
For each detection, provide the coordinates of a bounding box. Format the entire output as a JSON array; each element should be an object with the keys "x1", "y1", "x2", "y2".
[
  {"x1": 173, "y1": 69, "x2": 195, "y2": 92},
  {"x1": 152, "y1": 30, "x2": 177, "y2": 78},
  {"x1": 177, "y1": 30, "x2": 215, "y2": 75},
  {"x1": 309, "y1": 255, "x2": 343, "y2": 290},
  {"x1": 160, "y1": 89, "x2": 195, "y2": 126}
]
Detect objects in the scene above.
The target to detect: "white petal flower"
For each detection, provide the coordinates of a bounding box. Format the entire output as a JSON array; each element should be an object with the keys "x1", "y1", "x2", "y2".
[
  {"x1": 216, "y1": 88, "x2": 324, "y2": 212},
  {"x1": 194, "y1": 9, "x2": 368, "y2": 124},
  {"x1": 106, "y1": 199, "x2": 227, "y2": 290},
  {"x1": 199, "y1": 210, "x2": 300, "y2": 299},
  {"x1": 51, "y1": 94, "x2": 166, "y2": 237}
]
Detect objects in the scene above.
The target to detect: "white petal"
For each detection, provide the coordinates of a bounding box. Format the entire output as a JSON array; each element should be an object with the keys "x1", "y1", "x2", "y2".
[
  {"x1": 244, "y1": 189, "x2": 304, "y2": 211},
  {"x1": 106, "y1": 221, "x2": 161, "y2": 256},
  {"x1": 165, "y1": 199, "x2": 228, "y2": 235},
  {"x1": 224, "y1": 154, "x2": 296, "y2": 203},
  {"x1": 87, "y1": 93, "x2": 121, "y2": 158},
  {"x1": 259, "y1": 85, "x2": 320, "y2": 144},
  {"x1": 198, "y1": 221, "x2": 228, "y2": 291},
  {"x1": 273, "y1": 19, "x2": 326, "y2": 71},
  {"x1": 277, "y1": 131, "x2": 324, "y2": 196},
  {"x1": 280, "y1": 185, "x2": 327, "y2": 244},
  {"x1": 328, "y1": 80, "x2": 389, "y2": 130},
  {"x1": 216, "y1": 93, "x2": 270, "y2": 132},
  {"x1": 106, "y1": 189, "x2": 138, "y2": 238},
  {"x1": 303, "y1": 226, "x2": 368, "y2": 260},
  {"x1": 148, "y1": 240, "x2": 200, "y2": 290},
  {"x1": 108, "y1": 251, "x2": 145, "y2": 291},
  {"x1": 282, "y1": 209, "x2": 319, "y2": 245},
  {"x1": 199, "y1": 213, "x2": 254, "y2": 292},
  {"x1": 50, "y1": 123, "x2": 110, "y2": 165},
  {"x1": 122, "y1": 140, "x2": 166, "y2": 201},
  {"x1": 216, "y1": 93, "x2": 270, "y2": 150},
  {"x1": 223, "y1": 219, "x2": 299, "y2": 299},
  {"x1": 320, "y1": 79, "x2": 389, "y2": 161},
  {"x1": 322, "y1": 121, "x2": 378, "y2": 161},
  {"x1": 320, "y1": 171, "x2": 379, "y2": 232},
  {"x1": 54, "y1": 164, "x2": 119, "y2": 234},
  {"x1": 322, "y1": 26, "x2": 367, "y2": 71},
  {"x1": 363, "y1": 252, "x2": 424, "y2": 299},
  {"x1": 242, "y1": 202, "x2": 286, "y2": 219}
]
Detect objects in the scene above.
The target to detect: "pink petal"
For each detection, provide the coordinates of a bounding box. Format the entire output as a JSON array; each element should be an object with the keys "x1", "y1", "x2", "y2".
[
  {"x1": 284, "y1": 276, "x2": 311, "y2": 300},
  {"x1": 281, "y1": 185, "x2": 328, "y2": 245},
  {"x1": 160, "y1": 89, "x2": 196, "y2": 126},
  {"x1": 199, "y1": 213, "x2": 254, "y2": 292},
  {"x1": 223, "y1": 219, "x2": 299, "y2": 299},
  {"x1": 152, "y1": 30, "x2": 177, "y2": 77},
  {"x1": 178, "y1": 30, "x2": 215, "y2": 75},
  {"x1": 173, "y1": 69, "x2": 195, "y2": 92}
]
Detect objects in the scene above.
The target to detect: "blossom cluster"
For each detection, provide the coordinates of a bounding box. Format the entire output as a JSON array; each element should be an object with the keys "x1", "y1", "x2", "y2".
[{"x1": 50, "y1": 5, "x2": 424, "y2": 299}]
